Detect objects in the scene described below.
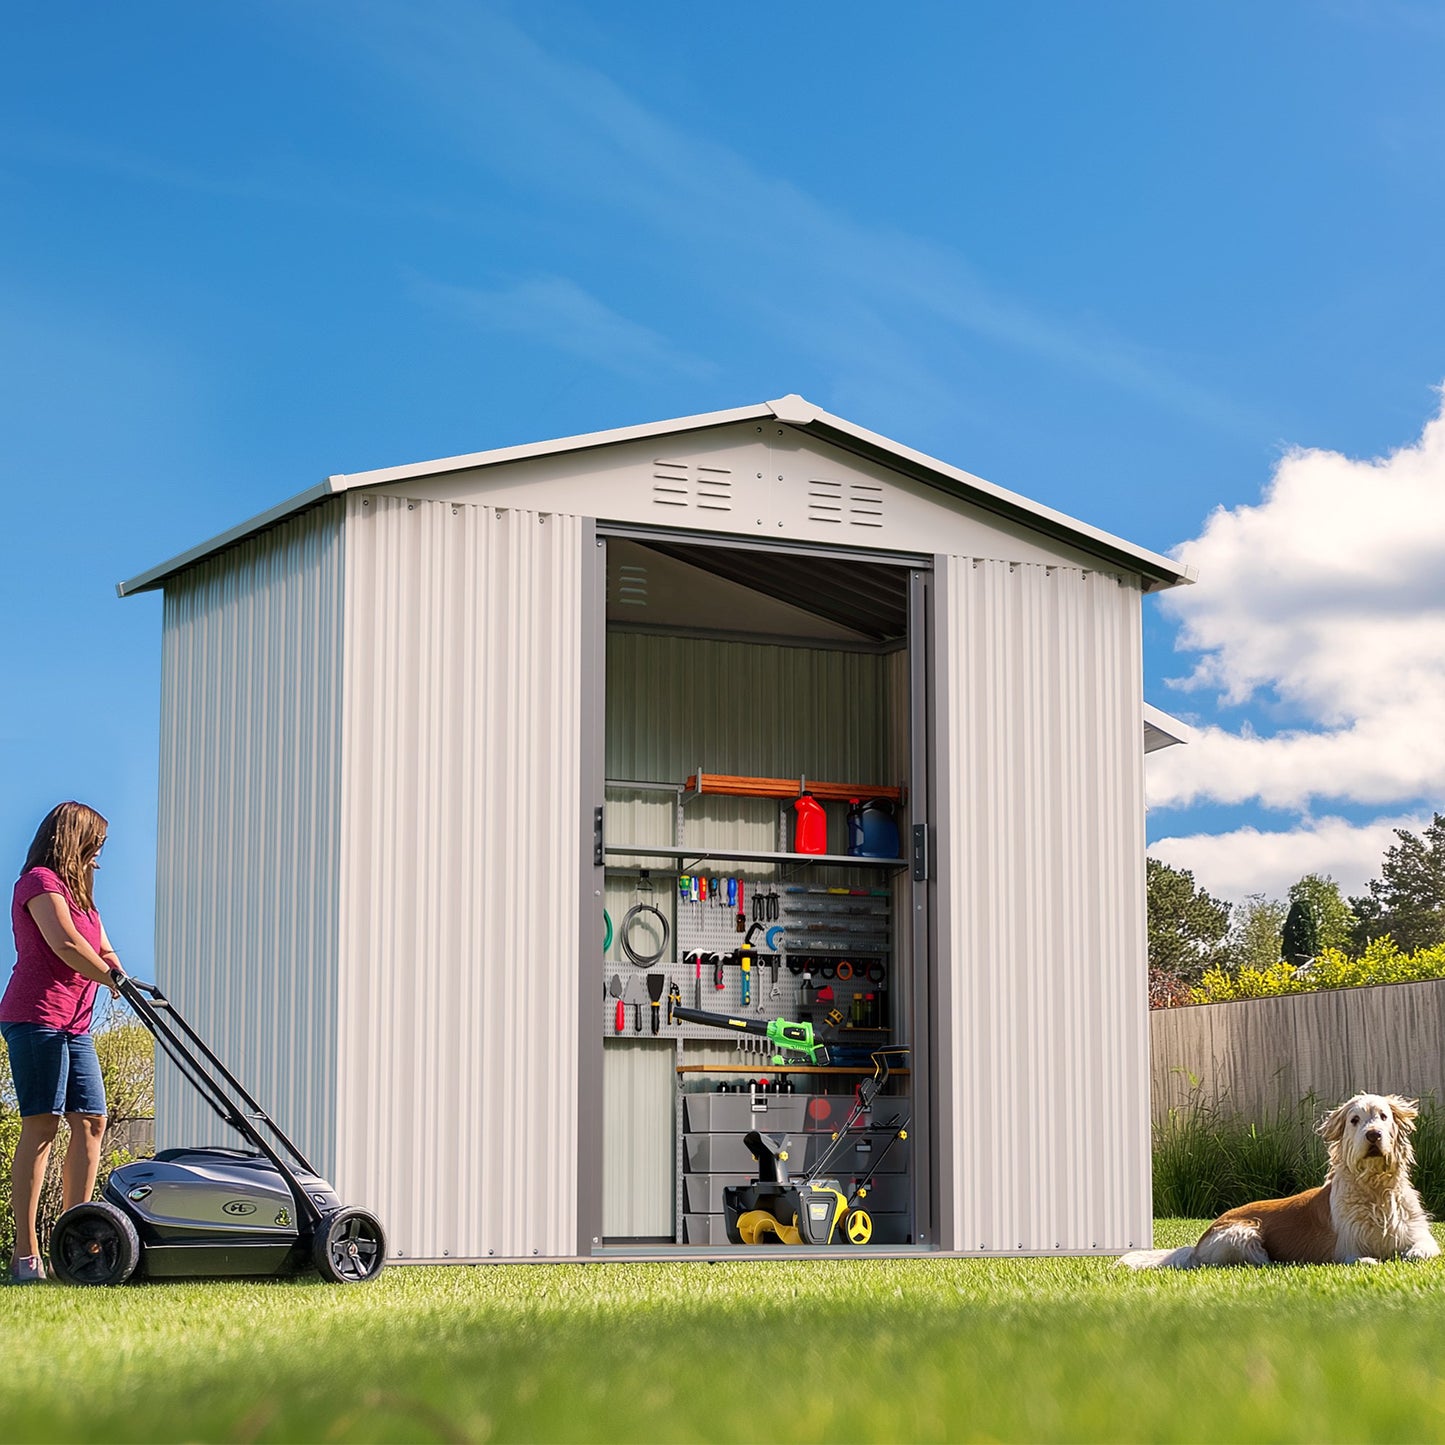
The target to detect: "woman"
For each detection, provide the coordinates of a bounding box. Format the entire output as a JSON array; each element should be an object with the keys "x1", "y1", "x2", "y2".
[{"x1": 2, "y1": 802, "x2": 121, "y2": 1283}]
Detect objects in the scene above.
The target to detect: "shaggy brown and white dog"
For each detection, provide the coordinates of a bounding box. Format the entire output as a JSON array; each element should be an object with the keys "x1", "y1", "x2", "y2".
[{"x1": 1120, "y1": 1093, "x2": 1441, "y2": 1269}]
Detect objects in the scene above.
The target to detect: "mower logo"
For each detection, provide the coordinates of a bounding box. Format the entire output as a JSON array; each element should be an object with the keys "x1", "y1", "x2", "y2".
[
  {"x1": 275, "y1": 1208, "x2": 291, "y2": 1228},
  {"x1": 222, "y1": 1200, "x2": 257, "y2": 1217}
]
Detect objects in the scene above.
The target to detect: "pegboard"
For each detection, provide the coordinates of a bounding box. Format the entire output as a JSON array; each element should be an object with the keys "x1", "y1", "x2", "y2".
[{"x1": 598, "y1": 875, "x2": 895, "y2": 1048}]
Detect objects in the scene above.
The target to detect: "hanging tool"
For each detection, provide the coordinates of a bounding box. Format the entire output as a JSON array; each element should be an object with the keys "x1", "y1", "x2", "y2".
[
  {"x1": 678, "y1": 874, "x2": 692, "y2": 908},
  {"x1": 768, "y1": 954, "x2": 782, "y2": 1000},
  {"x1": 667, "y1": 980, "x2": 681, "y2": 1025},
  {"x1": 736, "y1": 878, "x2": 746, "y2": 934},
  {"x1": 671, "y1": 1004, "x2": 837, "y2": 1066},
  {"x1": 739, "y1": 947, "x2": 752, "y2": 1007},
  {"x1": 647, "y1": 973, "x2": 666, "y2": 1035},
  {"x1": 620, "y1": 889, "x2": 670, "y2": 967},
  {"x1": 633, "y1": 1000, "x2": 642, "y2": 1033},
  {"x1": 610, "y1": 974, "x2": 625, "y2": 1035},
  {"x1": 713, "y1": 951, "x2": 726, "y2": 991}
]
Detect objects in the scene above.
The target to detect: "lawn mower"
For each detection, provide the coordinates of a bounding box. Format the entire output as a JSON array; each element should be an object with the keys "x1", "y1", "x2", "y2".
[{"x1": 47, "y1": 970, "x2": 386, "y2": 1287}]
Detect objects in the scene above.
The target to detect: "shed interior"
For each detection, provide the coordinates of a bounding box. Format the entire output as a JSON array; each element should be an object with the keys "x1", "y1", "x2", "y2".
[{"x1": 598, "y1": 535, "x2": 927, "y2": 1251}]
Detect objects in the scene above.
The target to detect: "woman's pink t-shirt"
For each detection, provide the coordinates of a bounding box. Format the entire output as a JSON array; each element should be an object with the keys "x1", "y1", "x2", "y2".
[{"x1": 1, "y1": 866, "x2": 103, "y2": 1033}]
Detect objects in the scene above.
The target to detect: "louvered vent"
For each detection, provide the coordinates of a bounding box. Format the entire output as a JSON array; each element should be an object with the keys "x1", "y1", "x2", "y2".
[
  {"x1": 694, "y1": 465, "x2": 733, "y2": 512},
  {"x1": 808, "y1": 477, "x2": 884, "y2": 528},
  {"x1": 849, "y1": 481, "x2": 884, "y2": 527},
  {"x1": 615, "y1": 561, "x2": 648, "y2": 608},
  {"x1": 652, "y1": 460, "x2": 690, "y2": 507},
  {"x1": 807, "y1": 478, "x2": 844, "y2": 523},
  {"x1": 652, "y1": 460, "x2": 733, "y2": 511}
]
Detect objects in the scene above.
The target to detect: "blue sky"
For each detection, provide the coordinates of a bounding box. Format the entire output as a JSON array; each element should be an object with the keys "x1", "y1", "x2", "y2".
[{"x1": 4, "y1": 2, "x2": 1445, "y2": 970}]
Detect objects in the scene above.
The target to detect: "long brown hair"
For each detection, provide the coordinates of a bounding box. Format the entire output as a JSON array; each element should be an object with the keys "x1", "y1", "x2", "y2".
[{"x1": 22, "y1": 802, "x2": 108, "y2": 913}]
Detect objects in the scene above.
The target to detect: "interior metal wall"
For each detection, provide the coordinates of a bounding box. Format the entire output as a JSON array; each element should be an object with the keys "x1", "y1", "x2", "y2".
[
  {"x1": 933, "y1": 558, "x2": 1150, "y2": 1254},
  {"x1": 153, "y1": 505, "x2": 345, "y2": 1170},
  {"x1": 335, "y1": 495, "x2": 583, "y2": 1261}
]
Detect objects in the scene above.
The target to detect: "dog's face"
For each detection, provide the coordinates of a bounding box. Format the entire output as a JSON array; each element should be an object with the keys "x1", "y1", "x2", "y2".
[{"x1": 1320, "y1": 1093, "x2": 1419, "y2": 1175}]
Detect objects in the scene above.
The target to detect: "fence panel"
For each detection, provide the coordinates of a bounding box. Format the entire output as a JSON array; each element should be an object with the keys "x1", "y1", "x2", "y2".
[{"x1": 1150, "y1": 980, "x2": 1445, "y2": 1123}]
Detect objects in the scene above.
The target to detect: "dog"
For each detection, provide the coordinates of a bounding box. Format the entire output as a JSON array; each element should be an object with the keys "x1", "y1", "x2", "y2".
[{"x1": 1120, "y1": 1093, "x2": 1441, "y2": 1269}]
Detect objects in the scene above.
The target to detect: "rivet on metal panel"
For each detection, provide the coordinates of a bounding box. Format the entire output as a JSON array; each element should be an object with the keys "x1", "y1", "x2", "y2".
[
  {"x1": 443, "y1": 1250, "x2": 450, "y2": 1257},
  {"x1": 756, "y1": 472, "x2": 762, "y2": 479},
  {"x1": 777, "y1": 475, "x2": 783, "y2": 481},
  {"x1": 488, "y1": 1249, "x2": 494, "y2": 1256},
  {"x1": 532, "y1": 1248, "x2": 539, "y2": 1256},
  {"x1": 408, "y1": 503, "x2": 414, "y2": 511},
  {"x1": 362, "y1": 498, "x2": 370, "y2": 507},
  {"x1": 593, "y1": 1237, "x2": 600, "y2": 1245}
]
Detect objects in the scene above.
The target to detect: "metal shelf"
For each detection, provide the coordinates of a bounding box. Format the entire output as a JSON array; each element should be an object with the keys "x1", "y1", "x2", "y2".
[{"x1": 603, "y1": 844, "x2": 907, "y2": 869}]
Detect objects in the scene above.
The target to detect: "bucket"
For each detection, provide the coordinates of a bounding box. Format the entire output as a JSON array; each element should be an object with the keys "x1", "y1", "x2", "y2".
[
  {"x1": 792, "y1": 793, "x2": 828, "y2": 854},
  {"x1": 846, "y1": 798, "x2": 899, "y2": 859}
]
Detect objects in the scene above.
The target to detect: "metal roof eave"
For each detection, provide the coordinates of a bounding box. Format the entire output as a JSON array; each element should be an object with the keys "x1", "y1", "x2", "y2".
[
  {"x1": 768, "y1": 395, "x2": 1194, "y2": 593},
  {"x1": 115, "y1": 394, "x2": 1195, "y2": 596},
  {"x1": 116, "y1": 479, "x2": 342, "y2": 597},
  {"x1": 1143, "y1": 702, "x2": 1193, "y2": 752}
]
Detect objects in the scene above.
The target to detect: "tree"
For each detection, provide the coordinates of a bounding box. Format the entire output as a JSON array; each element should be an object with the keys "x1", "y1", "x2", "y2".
[
  {"x1": 1280, "y1": 898, "x2": 1319, "y2": 965},
  {"x1": 1147, "y1": 858, "x2": 1232, "y2": 984},
  {"x1": 1228, "y1": 894, "x2": 1288, "y2": 972},
  {"x1": 1350, "y1": 813, "x2": 1445, "y2": 953},
  {"x1": 1287, "y1": 873, "x2": 1355, "y2": 955}
]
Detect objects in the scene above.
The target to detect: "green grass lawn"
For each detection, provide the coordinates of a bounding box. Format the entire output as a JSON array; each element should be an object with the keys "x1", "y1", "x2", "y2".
[{"x1": 4, "y1": 1221, "x2": 1445, "y2": 1443}]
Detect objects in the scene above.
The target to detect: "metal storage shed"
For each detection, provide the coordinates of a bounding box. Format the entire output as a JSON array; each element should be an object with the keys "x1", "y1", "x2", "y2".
[{"x1": 119, "y1": 394, "x2": 1193, "y2": 1262}]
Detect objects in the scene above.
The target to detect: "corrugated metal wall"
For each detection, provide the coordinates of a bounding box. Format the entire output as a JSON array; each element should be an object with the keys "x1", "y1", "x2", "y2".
[
  {"x1": 335, "y1": 495, "x2": 583, "y2": 1260},
  {"x1": 934, "y1": 558, "x2": 1150, "y2": 1253},
  {"x1": 154, "y1": 504, "x2": 345, "y2": 1169},
  {"x1": 601, "y1": 1041, "x2": 675, "y2": 1237}
]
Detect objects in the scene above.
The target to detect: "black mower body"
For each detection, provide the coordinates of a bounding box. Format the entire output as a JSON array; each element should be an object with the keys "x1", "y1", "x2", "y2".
[{"x1": 104, "y1": 1147, "x2": 342, "y2": 1279}]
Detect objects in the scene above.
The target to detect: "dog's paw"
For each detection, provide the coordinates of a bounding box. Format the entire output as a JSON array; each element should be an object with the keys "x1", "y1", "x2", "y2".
[
  {"x1": 1350, "y1": 1255, "x2": 1382, "y2": 1266},
  {"x1": 1404, "y1": 1242, "x2": 1441, "y2": 1262}
]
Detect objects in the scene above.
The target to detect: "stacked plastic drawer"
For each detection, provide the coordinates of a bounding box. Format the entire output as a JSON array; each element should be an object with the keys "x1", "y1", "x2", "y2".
[{"x1": 680, "y1": 1088, "x2": 911, "y2": 1245}]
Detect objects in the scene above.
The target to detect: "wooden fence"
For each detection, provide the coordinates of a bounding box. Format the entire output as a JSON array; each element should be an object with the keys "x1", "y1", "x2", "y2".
[{"x1": 1149, "y1": 978, "x2": 1445, "y2": 1125}]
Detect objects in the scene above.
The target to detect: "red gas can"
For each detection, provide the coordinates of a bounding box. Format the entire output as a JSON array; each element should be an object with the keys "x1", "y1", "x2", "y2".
[{"x1": 792, "y1": 793, "x2": 828, "y2": 854}]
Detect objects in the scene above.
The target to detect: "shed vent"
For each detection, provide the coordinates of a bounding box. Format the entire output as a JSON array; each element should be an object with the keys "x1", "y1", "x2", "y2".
[
  {"x1": 694, "y1": 466, "x2": 733, "y2": 512},
  {"x1": 652, "y1": 460, "x2": 734, "y2": 512},
  {"x1": 849, "y1": 481, "x2": 884, "y2": 527},
  {"x1": 652, "y1": 460, "x2": 690, "y2": 507},
  {"x1": 807, "y1": 478, "x2": 844, "y2": 523},
  {"x1": 807, "y1": 478, "x2": 885, "y2": 528},
  {"x1": 615, "y1": 562, "x2": 648, "y2": 608}
]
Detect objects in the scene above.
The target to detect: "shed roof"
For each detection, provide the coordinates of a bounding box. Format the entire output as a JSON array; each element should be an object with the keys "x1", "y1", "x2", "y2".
[{"x1": 117, "y1": 395, "x2": 1195, "y2": 597}]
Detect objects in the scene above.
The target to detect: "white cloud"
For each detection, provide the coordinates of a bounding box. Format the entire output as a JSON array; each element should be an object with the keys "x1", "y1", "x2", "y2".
[
  {"x1": 1147, "y1": 814, "x2": 1428, "y2": 906},
  {"x1": 1148, "y1": 392, "x2": 1445, "y2": 811}
]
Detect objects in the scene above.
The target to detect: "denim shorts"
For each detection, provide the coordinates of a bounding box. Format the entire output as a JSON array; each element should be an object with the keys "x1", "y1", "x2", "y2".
[{"x1": 0, "y1": 1023, "x2": 107, "y2": 1117}]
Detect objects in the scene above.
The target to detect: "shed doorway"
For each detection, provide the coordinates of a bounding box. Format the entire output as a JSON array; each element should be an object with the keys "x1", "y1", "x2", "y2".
[{"x1": 586, "y1": 531, "x2": 934, "y2": 1254}]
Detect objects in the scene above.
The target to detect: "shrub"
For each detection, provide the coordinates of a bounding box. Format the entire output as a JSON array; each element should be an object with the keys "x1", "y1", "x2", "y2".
[
  {"x1": 0, "y1": 1021, "x2": 155, "y2": 1258},
  {"x1": 1153, "y1": 1089, "x2": 1445, "y2": 1219},
  {"x1": 1152, "y1": 1085, "x2": 1328, "y2": 1218},
  {"x1": 1192, "y1": 937, "x2": 1445, "y2": 1003}
]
